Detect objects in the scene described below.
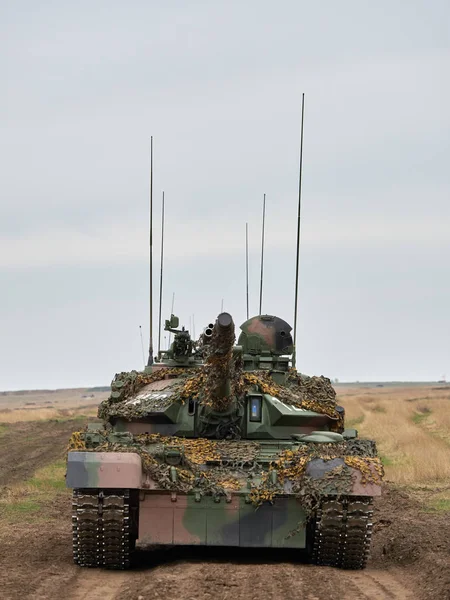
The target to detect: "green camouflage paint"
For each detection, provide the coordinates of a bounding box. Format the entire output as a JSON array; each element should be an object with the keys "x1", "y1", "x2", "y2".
[{"x1": 67, "y1": 451, "x2": 141, "y2": 489}]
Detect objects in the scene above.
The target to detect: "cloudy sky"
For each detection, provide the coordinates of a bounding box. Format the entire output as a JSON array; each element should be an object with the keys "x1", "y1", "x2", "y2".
[{"x1": 1, "y1": 1, "x2": 449, "y2": 389}]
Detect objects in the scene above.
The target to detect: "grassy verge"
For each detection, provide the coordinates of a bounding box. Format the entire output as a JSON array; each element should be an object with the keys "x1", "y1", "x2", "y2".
[
  {"x1": 427, "y1": 498, "x2": 450, "y2": 512},
  {"x1": 0, "y1": 407, "x2": 98, "y2": 424},
  {"x1": 413, "y1": 486, "x2": 450, "y2": 513},
  {"x1": 0, "y1": 459, "x2": 70, "y2": 523}
]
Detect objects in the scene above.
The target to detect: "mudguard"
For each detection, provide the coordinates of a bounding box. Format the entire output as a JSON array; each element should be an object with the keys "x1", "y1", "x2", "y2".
[{"x1": 66, "y1": 451, "x2": 142, "y2": 489}]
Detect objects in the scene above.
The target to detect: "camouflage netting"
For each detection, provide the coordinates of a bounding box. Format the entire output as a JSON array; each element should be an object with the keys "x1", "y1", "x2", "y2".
[
  {"x1": 97, "y1": 368, "x2": 204, "y2": 420},
  {"x1": 238, "y1": 370, "x2": 340, "y2": 420},
  {"x1": 68, "y1": 431, "x2": 383, "y2": 512},
  {"x1": 68, "y1": 430, "x2": 259, "y2": 496},
  {"x1": 98, "y1": 366, "x2": 342, "y2": 424},
  {"x1": 248, "y1": 442, "x2": 384, "y2": 514}
]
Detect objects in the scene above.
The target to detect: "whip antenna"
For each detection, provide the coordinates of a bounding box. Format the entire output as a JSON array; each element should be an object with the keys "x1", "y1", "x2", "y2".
[
  {"x1": 259, "y1": 193, "x2": 266, "y2": 315},
  {"x1": 139, "y1": 325, "x2": 145, "y2": 367},
  {"x1": 147, "y1": 136, "x2": 154, "y2": 366},
  {"x1": 157, "y1": 191, "x2": 165, "y2": 358},
  {"x1": 293, "y1": 93, "x2": 305, "y2": 368},
  {"x1": 245, "y1": 222, "x2": 249, "y2": 319}
]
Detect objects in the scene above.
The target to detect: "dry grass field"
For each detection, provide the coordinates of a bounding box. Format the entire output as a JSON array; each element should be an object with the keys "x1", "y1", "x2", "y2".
[
  {"x1": 0, "y1": 383, "x2": 449, "y2": 600},
  {"x1": 0, "y1": 388, "x2": 107, "y2": 423},
  {"x1": 337, "y1": 384, "x2": 450, "y2": 511}
]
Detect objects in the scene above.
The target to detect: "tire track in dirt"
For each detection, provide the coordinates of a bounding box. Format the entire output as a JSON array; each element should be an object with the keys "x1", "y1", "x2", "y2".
[
  {"x1": 119, "y1": 559, "x2": 304, "y2": 600},
  {"x1": 114, "y1": 561, "x2": 416, "y2": 600},
  {"x1": 105, "y1": 559, "x2": 417, "y2": 600},
  {"x1": 342, "y1": 569, "x2": 413, "y2": 599},
  {"x1": 68, "y1": 570, "x2": 127, "y2": 600}
]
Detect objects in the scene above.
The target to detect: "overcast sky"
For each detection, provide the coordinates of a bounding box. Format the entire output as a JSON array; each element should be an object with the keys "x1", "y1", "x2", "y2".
[{"x1": 1, "y1": 1, "x2": 449, "y2": 390}]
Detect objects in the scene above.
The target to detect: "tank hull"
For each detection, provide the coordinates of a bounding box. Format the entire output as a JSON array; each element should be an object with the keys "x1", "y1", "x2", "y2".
[{"x1": 68, "y1": 449, "x2": 380, "y2": 568}]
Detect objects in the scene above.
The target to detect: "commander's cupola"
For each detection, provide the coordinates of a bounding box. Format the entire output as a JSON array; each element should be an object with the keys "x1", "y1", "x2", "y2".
[{"x1": 238, "y1": 315, "x2": 294, "y2": 383}]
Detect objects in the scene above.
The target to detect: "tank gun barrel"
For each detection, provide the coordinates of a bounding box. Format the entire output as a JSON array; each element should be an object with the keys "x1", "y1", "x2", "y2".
[
  {"x1": 201, "y1": 324, "x2": 214, "y2": 345},
  {"x1": 211, "y1": 313, "x2": 234, "y2": 355},
  {"x1": 205, "y1": 312, "x2": 236, "y2": 411}
]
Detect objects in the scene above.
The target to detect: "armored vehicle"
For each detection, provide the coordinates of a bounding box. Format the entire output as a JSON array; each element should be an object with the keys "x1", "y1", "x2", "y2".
[{"x1": 67, "y1": 312, "x2": 383, "y2": 570}]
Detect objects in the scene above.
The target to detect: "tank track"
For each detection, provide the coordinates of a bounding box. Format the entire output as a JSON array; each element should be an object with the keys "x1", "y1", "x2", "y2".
[
  {"x1": 72, "y1": 489, "x2": 136, "y2": 569},
  {"x1": 311, "y1": 497, "x2": 373, "y2": 569}
]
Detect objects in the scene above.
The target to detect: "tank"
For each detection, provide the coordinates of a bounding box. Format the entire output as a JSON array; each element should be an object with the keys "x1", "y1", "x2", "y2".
[{"x1": 67, "y1": 312, "x2": 383, "y2": 570}]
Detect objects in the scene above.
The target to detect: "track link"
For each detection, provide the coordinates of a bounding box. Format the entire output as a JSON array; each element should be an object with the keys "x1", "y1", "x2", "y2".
[
  {"x1": 72, "y1": 489, "x2": 136, "y2": 569},
  {"x1": 311, "y1": 497, "x2": 373, "y2": 569}
]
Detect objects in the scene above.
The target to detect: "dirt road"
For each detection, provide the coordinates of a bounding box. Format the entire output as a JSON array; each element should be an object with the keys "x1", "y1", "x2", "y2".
[
  {"x1": 1, "y1": 489, "x2": 447, "y2": 600},
  {"x1": 70, "y1": 561, "x2": 414, "y2": 600},
  {"x1": 0, "y1": 421, "x2": 448, "y2": 600},
  {"x1": 0, "y1": 510, "x2": 420, "y2": 600}
]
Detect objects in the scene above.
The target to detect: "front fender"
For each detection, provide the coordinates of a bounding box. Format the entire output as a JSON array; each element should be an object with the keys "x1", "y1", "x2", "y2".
[
  {"x1": 305, "y1": 457, "x2": 382, "y2": 497},
  {"x1": 66, "y1": 451, "x2": 142, "y2": 489}
]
